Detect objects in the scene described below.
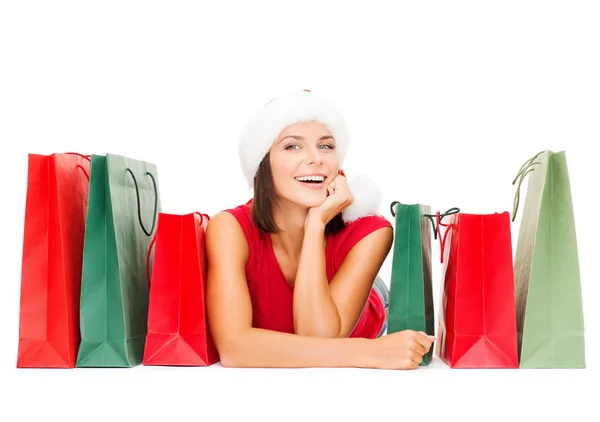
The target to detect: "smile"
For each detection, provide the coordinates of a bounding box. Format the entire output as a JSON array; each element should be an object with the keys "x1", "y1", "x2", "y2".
[
  {"x1": 294, "y1": 175, "x2": 325, "y2": 183},
  {"x1": 294, "y1": 175, "x2": 326, "y2": 189}
]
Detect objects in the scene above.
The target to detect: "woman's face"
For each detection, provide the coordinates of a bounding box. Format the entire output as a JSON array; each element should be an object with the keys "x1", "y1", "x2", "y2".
[{"x1": 269, "y1": 120, "x2": 339, "y2": 209}]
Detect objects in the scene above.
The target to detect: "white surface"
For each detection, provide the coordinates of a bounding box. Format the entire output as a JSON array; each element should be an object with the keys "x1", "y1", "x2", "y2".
[{"x1": 1, "y1": 1, "x2": 598, "y2": 420}]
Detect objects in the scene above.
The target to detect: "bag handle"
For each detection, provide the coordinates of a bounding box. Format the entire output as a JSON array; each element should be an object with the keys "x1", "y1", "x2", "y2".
[
  {"x1": 64, "y1": 152, "x2": 91, "y2": 180},
  {"x1": 511, "y1": 150, "x2": 545, "y2": 222},
  {"x1": 76, "y1": 165, "x2": 90, "y2": 180},
  {"x1": 145, "y1": 212, "x2": 211, "y2": 287},
  {"x1": 125, "y1": 168, "x2": 158, "y2": 236},
  {"x1": 424, "y1": 207, "x2": 460, "y2": 263},
  {"x1": 391, "y1": 201, "x2": 459, "y2": 263},
  {"x1": 390, "y1": 200, "x2": 401, "y2": 217},
  {"x1": 194, "y1": 212, "x2": 211, "y2": 225},
  {"x1": 146, "y1": 234, "x2": 157, "y2": 287},
  {"x1": 65, "y1": 152, "x2": 91, "y2": 162}
]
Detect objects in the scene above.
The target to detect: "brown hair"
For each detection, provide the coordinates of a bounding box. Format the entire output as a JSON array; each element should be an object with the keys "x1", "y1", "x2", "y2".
[{"x1": 251, "y1": 152, "x2": 345, "y2": 235}]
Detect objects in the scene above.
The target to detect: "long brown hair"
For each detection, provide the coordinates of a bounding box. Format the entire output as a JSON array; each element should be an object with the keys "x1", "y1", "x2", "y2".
[{"x1": 251, "y1": 152, "x2": 345, "y2": 235}]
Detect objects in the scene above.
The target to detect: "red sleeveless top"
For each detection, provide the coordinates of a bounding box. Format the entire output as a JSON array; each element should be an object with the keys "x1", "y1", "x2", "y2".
[{"x1": 224, "y1": 200, "x2": 392, "y2": 339}]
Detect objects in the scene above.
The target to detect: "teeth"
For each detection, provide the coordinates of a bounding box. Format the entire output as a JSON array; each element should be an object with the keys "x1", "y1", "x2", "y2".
[{"x1": 295, "y1": 175, "x2": 324, "y2": 182}]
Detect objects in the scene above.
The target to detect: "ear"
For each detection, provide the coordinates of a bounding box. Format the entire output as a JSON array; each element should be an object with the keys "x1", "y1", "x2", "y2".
[{"x1": 342, "y1": 174, "x2": 383, "y2": 223}]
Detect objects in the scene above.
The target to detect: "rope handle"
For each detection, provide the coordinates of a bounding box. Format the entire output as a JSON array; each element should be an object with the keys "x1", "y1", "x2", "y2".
[
  {"x1": 146, "y1": 234, "x2": 157, "y2": 287},
  {"x1": 76, "y1": 165, "x2": 90, "y2": 180},
  {"x1": 65, "y1": 152, "x2": 91, "y2": 162},
  {"x1": 424, "y1": 207, "x2": 460, "y2": 263},
  {"x1": 194, "y1": 212, "x2": 211, "y2": 225},
  {"x1": 391, "y1": 201, "x2": 460, "y2": 263},
  {"x1": 64, "y1": 152, "x2": 91, "y2": 180},
  {"x1": 125, "y1": 168, "x2": 158, "y2": 237},
  {"x1": 390, "y1": 201, "x2": 401, "y2": 217},
  {"x1": 511, "y1": 150, "x2": 545, "y2": 222}
]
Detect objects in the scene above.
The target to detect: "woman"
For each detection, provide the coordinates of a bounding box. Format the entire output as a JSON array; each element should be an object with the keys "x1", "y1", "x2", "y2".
[{"x1": 206, "y1": 90, "x2": 434, "y2": 370}]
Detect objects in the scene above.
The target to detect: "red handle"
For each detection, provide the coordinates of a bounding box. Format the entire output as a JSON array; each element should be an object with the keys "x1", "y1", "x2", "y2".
[
  {"x1": 194, "y1": 212, "x2": 211, "y2": 225},
  {"x1": 76, "y1": 165, "x2": 90, "y2": 180},
  {"x1": 65, "y1": 152, "x2": 91, "y2": 161},
  {"x1": 424, "y1": 207, "x2": 460, "y2": 264},
  {"x1": 66, "y1": 152, "x2": 91, "y2": 180}
]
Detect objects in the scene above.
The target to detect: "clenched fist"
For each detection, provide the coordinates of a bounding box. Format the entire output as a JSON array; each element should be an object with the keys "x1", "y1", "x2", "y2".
[{"x1": 369, "y1": 330, "x2": 436, "y2": 370}]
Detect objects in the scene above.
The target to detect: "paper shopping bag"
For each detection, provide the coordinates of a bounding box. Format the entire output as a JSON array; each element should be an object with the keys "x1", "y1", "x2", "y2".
[
  {"x1": 435, "y1": 209, "x2": 519, "y2": 368},
  {"x1": 386, "y1": 201, "x2": 435, "y2": 366},
  {"x1": 142, "y1": 212, "x2": 219, "y2": 366},
  {"x1": 512, "y1": 150, "x2": 585, "y2": 368},
  {"x1": 76, "y1": 153, "x2": 160, "y2": 367},
  {"x1": 17, "y1": 153, "x2": 90, "y2": 368}
]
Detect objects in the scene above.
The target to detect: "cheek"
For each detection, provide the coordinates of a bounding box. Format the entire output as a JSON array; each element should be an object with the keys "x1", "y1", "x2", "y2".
[
  {"x1": 271, "y1": 156, "x2": 298, "y2": 179},
  {"x1": 325, "y1": 154, "x2": 339, "y2": 169},
  {"x1": 270, "y1": 158, "x2": 297, "y2": 192}
]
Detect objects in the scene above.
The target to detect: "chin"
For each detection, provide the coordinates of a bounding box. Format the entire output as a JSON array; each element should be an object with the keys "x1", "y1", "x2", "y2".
[
  {"x1": 283, "y1": 189, "x2": 327, "y2": 209},
  {"x1": 304, "y1": 191, "x2": 329, "y2": 207}
]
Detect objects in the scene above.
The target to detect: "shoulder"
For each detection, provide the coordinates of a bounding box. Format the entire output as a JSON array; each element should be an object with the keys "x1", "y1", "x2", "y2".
[
  {"x1": 211, "y1": 201, "x2": 255, "y2": 237},
  {"x1": 332, "y1": 214, "x2": 393, "y2": 264},
  {"x1": 346, "y1": 213, "x2": 392, "y2": 230},
  {"x1": 206, "y1": 201, "x2": 249, "y2": 243},
  {"x1": 206, "y1": 211, "x2": 248, "y2": 251},
  {"x1": 206, "y1": 201, "x2": 259, "y2": 271},
  {"x1": 338, "y1": 214, "x2": 393, "y2": 243}
]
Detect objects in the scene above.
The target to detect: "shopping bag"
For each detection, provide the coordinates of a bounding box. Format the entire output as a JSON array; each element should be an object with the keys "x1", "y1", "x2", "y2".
[
  {"x1": 512, "y1": 150, "x2": 585, "y2": 368},
  {"x1": 386, "y1": 201, "x2": 434, "y2": 366},
  {"x1": 435, "y1": 208, "x2": 519, "y2": 368},
  {"x1": 76, "y1": 153, "x2": 160, "y2": 367},
  {"x1": 17, "y1": 153, "x2": 90, "y2": 368},
  {"x1": 142, "y1": 212, "x2": 219, "y2": 366}
]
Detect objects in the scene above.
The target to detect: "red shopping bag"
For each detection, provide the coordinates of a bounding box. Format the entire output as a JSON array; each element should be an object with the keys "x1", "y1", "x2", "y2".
[
  {"x1": 433, "y1": 209, "x2": 519, "y2": 368},
  {"x1": 142, "y1": 212, "x2": 219, "y2": 366},
  {"x1": 17, "y1": 153, "x2": 90, "y2": 368}
]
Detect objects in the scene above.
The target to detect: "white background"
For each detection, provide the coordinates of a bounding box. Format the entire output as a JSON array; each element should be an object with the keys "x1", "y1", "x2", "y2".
[{"x1": 1, "y1": 1, "x2": 598, "y2": 420}]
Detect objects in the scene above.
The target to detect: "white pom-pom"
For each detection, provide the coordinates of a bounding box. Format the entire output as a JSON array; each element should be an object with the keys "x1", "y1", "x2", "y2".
[{"x1": 342, "y1": 174, "x2": 383, "y2": 223}]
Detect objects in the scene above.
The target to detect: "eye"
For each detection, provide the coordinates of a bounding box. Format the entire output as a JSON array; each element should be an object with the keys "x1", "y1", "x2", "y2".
[
  {"x1": 285, "y1": 144, "x2": 300, "y2": 150},
  {"x1": 319, "y1": 144, "x2": 335, "y2": 150}
]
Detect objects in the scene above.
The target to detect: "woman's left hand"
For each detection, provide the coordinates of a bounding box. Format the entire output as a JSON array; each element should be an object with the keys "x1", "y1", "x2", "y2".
[{"x1": 306, "y1": 173, "x2": 354, "y2": 228}]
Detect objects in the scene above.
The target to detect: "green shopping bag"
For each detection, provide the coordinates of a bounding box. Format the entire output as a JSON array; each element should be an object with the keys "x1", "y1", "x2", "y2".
[
  {"x1": 512, "y1": 150, "x2": 585, "y2": 368},
  {"x1": 387, "y1": 201, "x2": 435, "y2": 366},
  {"x1": 76, "y1": 154, "x2": 160, "y2": 367}
]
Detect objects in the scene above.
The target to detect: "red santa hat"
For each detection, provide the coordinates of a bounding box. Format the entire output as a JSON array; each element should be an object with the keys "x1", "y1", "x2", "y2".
[{"x1": 238, "y1": 89, "x2": 382, "y2": 222}]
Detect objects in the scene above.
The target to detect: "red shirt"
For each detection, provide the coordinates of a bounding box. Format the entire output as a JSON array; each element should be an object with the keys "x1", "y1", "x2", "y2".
[{"x1": 223, "y1": 200, "x2": 392, "y2": 339}]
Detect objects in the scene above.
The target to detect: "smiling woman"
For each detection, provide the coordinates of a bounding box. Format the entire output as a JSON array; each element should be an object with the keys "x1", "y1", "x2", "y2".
[
  {"x1": 205, "y1": 90, "x2": 435, "y2": 370},
  {"x1": 252, "y1": 122, "x2": 346, "y2": 236}
]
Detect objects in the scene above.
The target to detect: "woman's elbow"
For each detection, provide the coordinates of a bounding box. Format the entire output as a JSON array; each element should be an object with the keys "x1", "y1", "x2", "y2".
[
  {"x1": 219, "y1": 351, "x2": 239, "y2": 368},
  {"x1": 215, "y1": 334, "x2": 250, "y2": 368}
]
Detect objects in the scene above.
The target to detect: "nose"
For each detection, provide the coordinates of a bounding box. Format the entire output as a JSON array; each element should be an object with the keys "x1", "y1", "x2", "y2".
[{"x1": 305, "y1": 145, "x2": 323, "y2": 165}]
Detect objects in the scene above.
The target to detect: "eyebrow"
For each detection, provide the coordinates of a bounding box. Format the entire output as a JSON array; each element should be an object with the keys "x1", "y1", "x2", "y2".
[{"x1": 277, "y1": 135, "x2": 335, "y2": 144}]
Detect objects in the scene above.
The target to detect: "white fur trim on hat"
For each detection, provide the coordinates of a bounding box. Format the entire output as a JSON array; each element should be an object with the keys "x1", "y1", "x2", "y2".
[
  {"x1": 239, "y1": 90, "x2": 350, "y2": 188},
  {"x1": 342, "y1": 174, "x2": 383, "y2": 223}
]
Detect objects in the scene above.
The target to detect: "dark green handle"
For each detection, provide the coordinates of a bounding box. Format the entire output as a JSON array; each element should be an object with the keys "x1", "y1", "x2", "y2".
[
  {"x1": 424, "y1": 207, "x2": 460, "y2": 240},
  {"x1": 390, "y1": 201, "x2": 402, "y2": 217},
  {"x1": 125, "y1": 168, "x2": 158, "y2": 237},
  {"x1": 424, "y1": 207, "x2": 460, "y2": 264}
]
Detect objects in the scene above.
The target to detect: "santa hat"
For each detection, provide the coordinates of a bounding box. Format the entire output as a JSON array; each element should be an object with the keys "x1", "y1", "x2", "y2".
[{"x1": 238, "y1": 89, "x2": 382, "y2": 223}]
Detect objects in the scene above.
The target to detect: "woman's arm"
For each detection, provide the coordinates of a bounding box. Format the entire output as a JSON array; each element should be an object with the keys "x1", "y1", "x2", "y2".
[
  {"x1": 205, "y1": 211, "x2": 376, "y2": 368},
  {"x1": 293, "y1": 218, "x2": 393, "y2": 338},
  {"x1": 291, "y1": 173, "x2": 394, "y2": 338},
  {"x1": 206, "y1": 212, "x2": 432, "y2": 369}
]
